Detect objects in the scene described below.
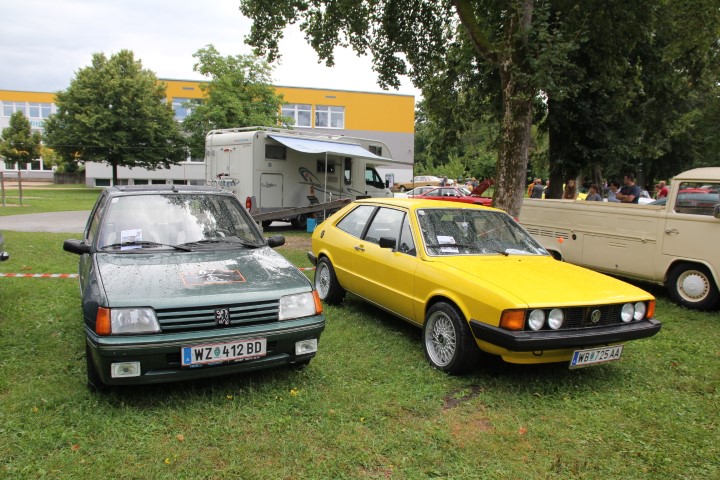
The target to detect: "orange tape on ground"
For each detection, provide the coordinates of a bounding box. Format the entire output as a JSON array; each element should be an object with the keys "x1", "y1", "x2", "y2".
[{"x1": 0, "y1": 273, "x2": 79, "y2": 279}]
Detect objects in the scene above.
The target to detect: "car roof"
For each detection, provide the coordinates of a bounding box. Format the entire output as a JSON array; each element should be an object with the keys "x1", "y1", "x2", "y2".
[
  {"x1": 355, "y1": 197, "x2": 502, "y2": 212},
  {"x1": 104, "y1": 185, "x2": 225, "y2": 195}
]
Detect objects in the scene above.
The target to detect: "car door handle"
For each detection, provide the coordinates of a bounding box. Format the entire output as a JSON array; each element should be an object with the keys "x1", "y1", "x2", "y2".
[
  {"x1": 665, "y1": 229, "x2": 679, "y2": 235},
  {"x1": 354, "y1": 245, "x2": 365, "y2": 252}
]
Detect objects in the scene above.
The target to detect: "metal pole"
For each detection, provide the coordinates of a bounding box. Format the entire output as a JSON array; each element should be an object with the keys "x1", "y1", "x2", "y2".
[
  {"x1": 18, "y1": 169, "x2": 23, "y2": 206},
  {"x1": 1, "y1": 171, "x2": 5, "y2": 207}
]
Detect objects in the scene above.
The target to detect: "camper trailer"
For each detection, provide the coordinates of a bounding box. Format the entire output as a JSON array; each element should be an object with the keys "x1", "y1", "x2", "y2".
[{"x1": 205, "y1": 127, "x2": 397, "y2": 227}]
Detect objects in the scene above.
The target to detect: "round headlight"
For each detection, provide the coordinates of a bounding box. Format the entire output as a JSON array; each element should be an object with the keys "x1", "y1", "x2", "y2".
[
  {"x1": 548, "y1": 308, "x2": 564, "y2": 330},
  {"x1": 621, "y1": 303, "x2": 634, "y2": 323},
  {"x1": 634, "y1": 302, "x2": 646, "y2": 321},
  {"x1": 528, "y1": 309, "x2": 545, "y2": 331}
]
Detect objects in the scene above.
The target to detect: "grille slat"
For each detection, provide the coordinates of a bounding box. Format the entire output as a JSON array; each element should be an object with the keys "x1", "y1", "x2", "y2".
[{"x1": 156, "y1": 300, "x2": 280, "y2": 332}]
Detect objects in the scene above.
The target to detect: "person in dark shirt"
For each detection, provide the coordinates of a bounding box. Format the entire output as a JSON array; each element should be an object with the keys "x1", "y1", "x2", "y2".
[
  {"x1": 585, "y1": 184, "x2": 603, "y2": 201},
  {"x1": 530, "y1": 178, "x2": 544, "y2": 198},
  {"x1": 616, "y1": 173, "x2": 641, "y2": 204}
]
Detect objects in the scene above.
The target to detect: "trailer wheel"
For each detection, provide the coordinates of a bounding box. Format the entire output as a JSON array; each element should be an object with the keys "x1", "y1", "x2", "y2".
[
  {"x1": 290, "y1": 214, "x2": 307, "y2": 229},
  {"x1": 261, "y1": 220, "x2": 273, "y2": 228},
  {"x1": 667, "y1": 263, "x2": 720, "y2": 310}
]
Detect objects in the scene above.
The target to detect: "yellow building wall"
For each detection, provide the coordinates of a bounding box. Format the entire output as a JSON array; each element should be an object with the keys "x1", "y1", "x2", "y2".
[{"x1": 2, "y1": 80, "x2": 415, "y2": 134}]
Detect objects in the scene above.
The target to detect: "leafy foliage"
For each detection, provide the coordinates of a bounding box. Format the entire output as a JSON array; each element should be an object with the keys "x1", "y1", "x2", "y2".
[
  {"x1": 181, "y1": 45, "x2": 287, "y2": 159},
  {"x1": 43, "y1": 50, "x2": 186, "y2": 184},
  {"x1": 0, "y1": 111, "x2": 42, "y2": 167}
]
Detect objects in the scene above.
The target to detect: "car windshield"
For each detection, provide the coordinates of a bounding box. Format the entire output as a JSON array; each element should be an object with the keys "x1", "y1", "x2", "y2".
[
  {"x1": 97, "y1": 193, "x2": 264, "y2": 251},
  {"x1": 416, "y1": 208, "x2": 548, "y2": 256}
]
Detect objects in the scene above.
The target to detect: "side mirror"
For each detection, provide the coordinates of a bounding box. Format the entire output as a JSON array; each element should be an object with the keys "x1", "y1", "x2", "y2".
[
  {"x1": 63, "y1": 239, "x2": 91, "y2": 255},
  {"x1": 385, "y1": 180, "x2": 390, "y2": 188},
  {"x1": 267, "y1": 235, "x2": 286, "y2": 248},
  {"x1": 379, "y1": 236, "x2": 396, "y2": 250}
]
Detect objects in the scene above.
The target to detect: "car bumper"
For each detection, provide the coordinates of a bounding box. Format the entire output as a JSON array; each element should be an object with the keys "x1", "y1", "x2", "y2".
[
  {"x1": 86, "y1": 315, "x2": 325, "y2": 385},
  {"x1": 469, "y1": 318, "x2": 661, "y2": 352}
]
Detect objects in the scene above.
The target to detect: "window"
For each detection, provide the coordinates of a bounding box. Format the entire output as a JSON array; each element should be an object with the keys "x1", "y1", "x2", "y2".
[
  {"x1": 265, "y1": 144, "x2": 287, "y2": 160},
  {"x1": 133, "y1": 179, "x2": 149, "y2": 185},
  {"x1": 95, "y1": 179, "x2": 111, "y2": 187},
  {"x1": 398, "y1": 214, "x2": 416, "y2": 256},
  {"x1": 337, "y1": 205, "x2": 375, "y2": 238},
  {"x1": 364, "y1": 207, "x2": 404, "y2": 245},
  {"x1": 171, "y1": 97, "x2": 193, "y2": 120},
  {"x1": 673, "y1": 182, "x2": 720, "y2": 216},
  {"x1": 152, "y1": 179, "x2": 167, "y2": 185},
  {"x1": 315, "y1": 105, "x2": 344, "y2": 128},
  {"x1": 317, "y1": 159, "x2": 335, "y2": 174},
  {"x1": 282, "y1": 103, "x2": 312, "y2": 127},
  {"x1": 369, "y1": 145, "x2": 383, "y2": 157},
  {"x1": 365, "y1": 167, "x2": 386, "y2": 189}
]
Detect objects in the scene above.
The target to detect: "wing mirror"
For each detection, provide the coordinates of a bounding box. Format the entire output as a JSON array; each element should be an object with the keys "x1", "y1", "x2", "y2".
[
  {"x1": 63, "y1": 239, "x2": 91, "y2": 255},
  {"x1": 267, "y1": 235, "x2": 286, "y2": 248},
  {"x1": 379, "y1": 237, "x2": 396, "y2": 250}
]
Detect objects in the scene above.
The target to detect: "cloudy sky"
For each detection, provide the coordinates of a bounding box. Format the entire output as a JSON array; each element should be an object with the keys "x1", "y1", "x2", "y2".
[{"x1": 0, "y1": 0, "x2": 419, "y2": 97}]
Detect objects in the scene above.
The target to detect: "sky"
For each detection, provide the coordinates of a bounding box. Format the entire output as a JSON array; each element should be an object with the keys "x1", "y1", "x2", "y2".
[{"x1": 0, "y1": 0, "x2": 419, "y2": 98}]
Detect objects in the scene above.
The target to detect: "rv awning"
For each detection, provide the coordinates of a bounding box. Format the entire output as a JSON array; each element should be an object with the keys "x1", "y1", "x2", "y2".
[{"x1": 269, "y1": 134, "x2": 398, "y2": 163}]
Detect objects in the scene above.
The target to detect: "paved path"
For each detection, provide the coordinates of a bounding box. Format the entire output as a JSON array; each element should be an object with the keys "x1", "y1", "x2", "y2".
[{"x1": 0, "y1": 211, "x2": 90, "y2": 233}]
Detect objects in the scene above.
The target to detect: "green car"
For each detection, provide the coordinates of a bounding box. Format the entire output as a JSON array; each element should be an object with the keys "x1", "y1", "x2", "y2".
[{"x1": 64, "y1": 185, "x2": 325, "y2": 388}]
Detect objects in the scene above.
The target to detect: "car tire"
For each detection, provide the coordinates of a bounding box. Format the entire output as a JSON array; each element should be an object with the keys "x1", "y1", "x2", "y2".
[
  {"x1": 667, "y1": 263, "x2": 720, "y2": 310},
  {"x1": 291, "y1": 214, "x2": 307, "y2": 229},
  {"x1": 86, "y1": 345, "x2": 107, "y2": 392},
  {"x1": 314, "y1": 257, "x2": 346, "y2": 305},
  {"x1": 423, "y1": 302, "x2": 479, "y2": 375}
]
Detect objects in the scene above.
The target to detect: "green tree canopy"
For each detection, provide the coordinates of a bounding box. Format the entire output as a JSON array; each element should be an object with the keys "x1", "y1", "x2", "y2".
[
  {"x1": 43, "y1": 50, "x2": 186, "y2": 184},
  {"x1": 240, "y1": 0, "x2": 576, "y2": 216},
  {"x1": 0, "y1": 111, "x2": 42, "y2": 167},
  {"x1": 182, "y1": 45, "x2": 286, "y2": 159}
]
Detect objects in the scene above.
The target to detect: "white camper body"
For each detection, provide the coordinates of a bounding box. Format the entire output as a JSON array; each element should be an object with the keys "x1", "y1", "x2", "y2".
[{"x1": 205, "y1": 127, "x2": 396, "y2": 226}]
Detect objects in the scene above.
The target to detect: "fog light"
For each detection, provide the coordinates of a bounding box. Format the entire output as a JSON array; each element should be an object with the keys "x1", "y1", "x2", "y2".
[
  {"x1": 111, "y1": 362, "x2": 141, "y2": 378},
  {"x1": 295, "y1": 339, "x2": 318, "y2": 355}
]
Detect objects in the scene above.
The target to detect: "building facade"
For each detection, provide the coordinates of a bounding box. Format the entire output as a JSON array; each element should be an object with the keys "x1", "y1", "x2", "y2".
[{"x1": 0, "y1": 80, "x2": 415, "y2": 186}]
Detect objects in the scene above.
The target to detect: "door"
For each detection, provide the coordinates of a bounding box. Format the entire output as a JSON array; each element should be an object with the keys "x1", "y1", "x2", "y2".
[{"x1": 259, "y1": 173, "x2": 283, "y2": 209}]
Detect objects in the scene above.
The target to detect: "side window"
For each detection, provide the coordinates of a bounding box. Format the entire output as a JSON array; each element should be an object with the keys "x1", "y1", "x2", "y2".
[
  {"x1": 365, "y1": 167, "x2": 385, "y2": 189},
  {"x1": 673, "y1": 182, "x2": 720, "y2": 216},
  {"x1": 86, "y1": 194, "x2": 108, "y2": 245},
  {"x1": 398, "y1": 214, "x2": 416, "y2": 256},
  {"x1": 337, "y1": 205, "x2": 376, "y2": 238},
  {"x1": 344, "y1": 158, "x2": 352, "y2": 185},
  {"x1": 364, "y1": 207, "x2": 404, "y2": 245}
]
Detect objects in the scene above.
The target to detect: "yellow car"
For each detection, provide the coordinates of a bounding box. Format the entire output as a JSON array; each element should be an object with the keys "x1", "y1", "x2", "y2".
[{"x1": 308, "y1": 198, "x2": 661, "y2": 374}]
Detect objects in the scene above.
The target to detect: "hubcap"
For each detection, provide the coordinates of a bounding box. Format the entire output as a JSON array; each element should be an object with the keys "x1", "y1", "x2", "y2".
[
  {"x1": 425, "y1": 312, "x2": 456, "y2": 367},
  {"x1": 678, "y1": 271, "x2": 710, "y2": 301},
  {"x1": 316, "y1": 264, "x2": 330, "y2": 298}
]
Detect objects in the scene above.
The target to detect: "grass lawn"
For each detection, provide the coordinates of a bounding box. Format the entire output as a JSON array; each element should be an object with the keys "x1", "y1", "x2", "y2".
[
  {"x1": 0, "y1": 229, "x2": 718, "y2": 479},
  {"x1": 0, "y1": 187, "x2": 101, "y2": 216}
]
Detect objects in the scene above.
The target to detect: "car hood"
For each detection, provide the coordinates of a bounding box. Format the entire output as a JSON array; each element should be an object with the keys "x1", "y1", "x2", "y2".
[
  {"x1": 95, "y1": 248, "x2": 311, "y2": 309},
  {"x1": 435, "y1": 255, "x2": 651, "y2": 307}
]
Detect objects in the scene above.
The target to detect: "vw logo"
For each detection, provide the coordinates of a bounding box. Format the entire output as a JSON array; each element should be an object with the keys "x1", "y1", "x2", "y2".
[{"x1": 590, "y1": 309, "x2": 602, "y2": 324}]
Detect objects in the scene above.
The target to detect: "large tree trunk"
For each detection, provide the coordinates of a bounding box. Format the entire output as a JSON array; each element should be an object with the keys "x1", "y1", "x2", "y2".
[{"x1": 493, "y1": 67, "x2": 533, "y2": 218}]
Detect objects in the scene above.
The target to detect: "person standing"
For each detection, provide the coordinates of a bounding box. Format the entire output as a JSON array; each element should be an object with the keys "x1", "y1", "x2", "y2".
[
  {"x1": 562, "y1": 179, "x2": 579, "y2": 200},
  {"x1": 657, "y1": 181, "x2": 669, "y2": 199},
  {"x1": 616, "y1": 173, "x2": 641, "y2": 204},
  {"x1": 530, "y1": 178, "x2": 544, "y2": 198},
  {"x1": 585, "y1": 184, "x2": 603, "y2": 201}
]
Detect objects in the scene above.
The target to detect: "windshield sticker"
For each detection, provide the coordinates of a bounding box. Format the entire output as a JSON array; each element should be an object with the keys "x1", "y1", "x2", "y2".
[
  {"x1": 182, "y1": 269, "x2": 246, "y2": 286},
  {"x1": 120, "y1": 229, "x2": 142, "y2": 250},
  {"x1": 437, "y1": 235, "x2": 459, "y2": 253}
]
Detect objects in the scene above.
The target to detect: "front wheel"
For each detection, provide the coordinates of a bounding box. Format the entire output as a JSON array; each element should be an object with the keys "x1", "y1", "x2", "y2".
[
  {"x1": 423, "y1": 302, "x2": 479, "y2": 375},
  {"x1": 667, "y1": 263, "x2": 720, "y2": 310},
  {"x1": 314, "y1": 257, "x2": 346, "y2": 305}
]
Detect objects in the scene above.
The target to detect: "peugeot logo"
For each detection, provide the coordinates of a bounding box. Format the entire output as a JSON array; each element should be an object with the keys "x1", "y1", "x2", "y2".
[
  {"x1": 590, "y1": 309, "x2": 602, "y2": 324},
  {"x1": 215, "y1": 308, "x2": 230, "y2": 327}
]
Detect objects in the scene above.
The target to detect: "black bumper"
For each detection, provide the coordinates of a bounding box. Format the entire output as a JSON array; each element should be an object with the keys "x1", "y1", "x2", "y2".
[{"x1": 469, "y1": 318, "x2": 661, "y2": 352}]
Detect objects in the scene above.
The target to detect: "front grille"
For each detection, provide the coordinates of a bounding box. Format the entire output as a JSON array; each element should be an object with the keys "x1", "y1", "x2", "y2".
[
  {"x1": 526, "y1": 304, "x2": 628, "y2": 331},
  {"x1": 156, "y1": 300, "x2": 279, "y2": 333}
]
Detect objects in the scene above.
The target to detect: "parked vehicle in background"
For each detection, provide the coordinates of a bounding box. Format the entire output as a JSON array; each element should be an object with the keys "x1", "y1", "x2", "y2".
[
  {"x1": 0, "y1": 231, "x2": 8, "y2": 261},
  {"x1": 417, "y1": 186, "x2": 493, "y2": 206},
  {"x1": 400, "y1": 186, "x2": 436, "y2": 197},
  {"x1": 64, "y1": 185, "x2": 325, "y2": 388},
  {"x1": 309, "y1": 198, "x2": 660, "y2": 374},
  {"x1": 205, "y1": 127, "x2": 397, "y2": 228},
  {"x1": 520, "y1": 168, "x2": 720, "y2": 310},
  {"x1": 393, "y1": 175, "x2": 443, "y2": 192}
]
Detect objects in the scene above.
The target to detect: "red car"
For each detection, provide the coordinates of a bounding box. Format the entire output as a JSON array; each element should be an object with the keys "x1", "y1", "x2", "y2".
[{"x1": 417, "y1": 186, "x2": 493, "y2": 206}]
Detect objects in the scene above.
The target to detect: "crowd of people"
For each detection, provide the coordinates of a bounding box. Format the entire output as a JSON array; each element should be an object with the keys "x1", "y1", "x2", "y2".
[{"x1": 527, "y1": 173, "x2": 667, "y2": 204}]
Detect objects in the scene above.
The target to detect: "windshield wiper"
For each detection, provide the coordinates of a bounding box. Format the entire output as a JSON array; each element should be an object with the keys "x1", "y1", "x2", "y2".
[
  {"x1": 102, "y1": 241, "x2": 192, "y2": 252},
  {"x1": 179, "y1": 238, "x2": 261, "y2": 248}
]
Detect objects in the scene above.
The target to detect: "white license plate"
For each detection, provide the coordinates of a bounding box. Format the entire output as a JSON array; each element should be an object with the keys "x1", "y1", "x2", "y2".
[
  {"x1": 569, "y1": 344, "x2": 623, "y2": 368},
  {"x1": 182, "y1": 338, "x2": 266, "y2": 366}
]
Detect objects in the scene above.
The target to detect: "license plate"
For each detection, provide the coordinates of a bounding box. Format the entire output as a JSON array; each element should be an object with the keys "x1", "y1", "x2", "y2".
[
  {"x1": 182, "y1": 338, "x2": 266, "y2": 366},
  {"x1": 569, "y1": 344, "x2": 623, "y2": 368}
]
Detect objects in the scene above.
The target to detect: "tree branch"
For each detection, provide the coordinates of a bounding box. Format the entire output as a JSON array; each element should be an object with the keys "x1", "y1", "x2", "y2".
[{"x1": 451, "y1": 0, "x2": 499, "y2": 65}]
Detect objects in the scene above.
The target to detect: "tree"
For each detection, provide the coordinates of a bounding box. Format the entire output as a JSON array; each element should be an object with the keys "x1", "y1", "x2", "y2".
[
  {"x1": 182, "y1": 45, "x2": 287, "y2": 159},
  {"x1": 43, "y1": 50, "x2": 186, "y2": 184},
  {"x1": 240, "y1": 0, "x2": 575, "y2": 216},
  {"x1": 0, "y1": 111, "x2": 42, "y2": 168}
]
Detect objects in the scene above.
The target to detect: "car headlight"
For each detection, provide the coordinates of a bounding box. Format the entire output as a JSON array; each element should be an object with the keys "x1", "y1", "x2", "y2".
[
  {"x1": 527, "y1": 309, "x2": 545, "y2": 331},
  {"x1": 279, "y1": 292, "x2": 320, "y2": 320},
  {"x1": 96, "y1": 307, "x2": 160, "y2": 335},
  {"x1": 621, "y1": 303, "x2": 635, "y2": 323},
  {"x1": 633, "y1": 302, "x2": 646, "y2": 321},
  {"x1": 548, "y1": 308, "x2": 564, "y2": 330}
]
